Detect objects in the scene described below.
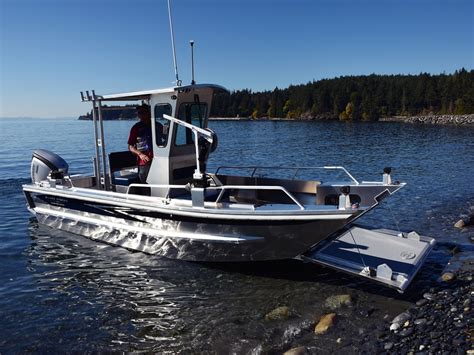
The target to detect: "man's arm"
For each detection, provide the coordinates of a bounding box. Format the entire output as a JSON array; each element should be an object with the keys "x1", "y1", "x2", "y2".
[{"x1": 129, "y1": 144, "x2": 150, "y2": 163}]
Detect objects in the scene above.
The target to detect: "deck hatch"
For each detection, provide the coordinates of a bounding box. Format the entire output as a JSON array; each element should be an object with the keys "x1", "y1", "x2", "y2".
[{"x1": 302, "y1": 226, "x2": 435, "y2": 292}]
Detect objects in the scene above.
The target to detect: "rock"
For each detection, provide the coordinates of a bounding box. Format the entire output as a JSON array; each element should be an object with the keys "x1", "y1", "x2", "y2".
[
  {"x1": 430, "y1": 331, "x2": 442, "y2": 339},
  {"x1": 414, "y1": 318, "x2": 427, "y2": 326},
  {"x1": 441, "y1": 272, "x2": 456, "y2": 282},
  {"x1": 324, "y1": 294, "x2": 352, "y2": 310},
  {"x1": 283, "y1": 346, "x2": 307, "y2": 355},
  {"x1": 264, "y1": 306, "x2": 290, "y2": 321},
  {"x1": 416, "y1": 299, "x2": 428, "y2": 307},
  {"x1": 282, "y1": 325, "x2": 303, "y2": 343},
  {"x1": 390, "y1": 323, "x2": 400, "y2": 331},
  {"x1": 399, "y1": 327, "x2": 414, "y2": 337},
  {"x1": 423, "y1": 292, "x2": 436, "y2": 301},
  {"x1": 450, "y1": 246, "x2": 461, "y2": 255},
  {"x1": 452, "y1": 337, "x2": 465, "y2": 346},
  {"x1": 454, "y1": 219, "x2": 465, "y2": 228},
  {"x1": 314, "y1": 313, "x2": 336, "y2": 334},
  {"x1": 463, "y1": 299, "x2": 471, "y2": 307},
  {"x1": 419, "y1": 345, "x2": 426, "y2": 351},
  {"x1": 384, "y1": 342, "x2": 394, "y2": 350},
  {"x1": 358, "y1": 307, "x2": 375, "y2": 318},
  {"x1": 454, "y1": 212, "x2": 474, "y2": 228},
  {"x1": 392, "y1": 311, "x2": 412, "y2": 326}
]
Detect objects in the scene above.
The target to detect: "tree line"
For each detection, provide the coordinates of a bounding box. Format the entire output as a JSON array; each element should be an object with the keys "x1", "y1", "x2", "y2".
[
  {"x1": 78, "y1": 105, "x2": 137, "y2": 120},
  {"x1": 210, "y1": 69, "x2": 474, "y2": 120}
]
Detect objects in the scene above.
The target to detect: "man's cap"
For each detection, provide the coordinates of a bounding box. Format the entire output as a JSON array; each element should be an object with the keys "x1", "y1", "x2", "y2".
[{"x1": 136, "y1": 103, "x2": 151, "y2": 113}]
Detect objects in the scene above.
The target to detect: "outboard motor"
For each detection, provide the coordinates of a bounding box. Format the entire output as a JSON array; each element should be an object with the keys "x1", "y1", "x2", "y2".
[{"x1": 31, "y1": 149, "x2": 69, "y2": 183}]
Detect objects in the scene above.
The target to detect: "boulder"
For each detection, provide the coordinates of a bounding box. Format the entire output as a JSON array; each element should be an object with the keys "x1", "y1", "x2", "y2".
[
  {"x1": 324, "y1": 294, "x2": 352, "y2": 310},
  {"x1": 391, "y1": 311, "x2": 412, "y2": 326},
  {"x1": 264, "y1": 306, "x2": 290, "y2": 321},
  {"x1": 390, "y1": 323, "x2": 400, "y2": 331},
  {"x1": 441, "y1": 272, "x2": 456, "y2": 282},
  {"x1": 454, "y1": 219, "x2": 466, "y2": 229},
  {"x1": 454, "y1": 213, "x2": 474, "y2": 228},
  {"x1": 314, "y1": 313, "x2": 336, "y2": 334}
]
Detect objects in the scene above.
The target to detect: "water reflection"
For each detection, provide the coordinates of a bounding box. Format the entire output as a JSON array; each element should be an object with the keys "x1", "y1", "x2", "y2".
[{"x1": 24, "y1": 221, "x2": 202, "y2": 351}]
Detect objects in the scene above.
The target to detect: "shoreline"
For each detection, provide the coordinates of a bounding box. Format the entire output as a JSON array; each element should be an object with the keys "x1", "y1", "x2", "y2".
[
  {"x1": 209, "y1": 114, "x2": 474, "y2": 125},
  {"x1": 76, "y1": 114, "x2": 474, "y2": 125},
  {"x1": 379, "y1": 114, "x2": 474, "y2": 125}
]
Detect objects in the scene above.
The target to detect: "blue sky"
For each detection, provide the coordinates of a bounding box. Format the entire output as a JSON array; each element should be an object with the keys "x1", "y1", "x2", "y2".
[{"x1": 0, "y1": 0, "x2": 472, "y2": 118}]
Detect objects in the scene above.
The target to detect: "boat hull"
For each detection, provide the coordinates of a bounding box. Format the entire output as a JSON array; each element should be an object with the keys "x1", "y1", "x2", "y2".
[{"x1": 27, "y1": 191, "x2": 352, "y2": 262}]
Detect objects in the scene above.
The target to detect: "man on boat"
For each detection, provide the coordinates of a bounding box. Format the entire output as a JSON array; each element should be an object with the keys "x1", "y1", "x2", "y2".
[{"x1": 128, "y1": 104, "x2": 153, "y2": 183}]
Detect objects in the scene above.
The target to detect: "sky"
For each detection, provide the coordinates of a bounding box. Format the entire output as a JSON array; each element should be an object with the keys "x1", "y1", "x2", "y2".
[{"x1": 0, "y1": 0, "x2": 473, "y2": 118}]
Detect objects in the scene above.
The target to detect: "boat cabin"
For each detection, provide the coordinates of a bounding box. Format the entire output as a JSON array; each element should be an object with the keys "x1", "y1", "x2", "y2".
[{"x1": 81, "y1": 84, "x2": 226, "y2": 197}]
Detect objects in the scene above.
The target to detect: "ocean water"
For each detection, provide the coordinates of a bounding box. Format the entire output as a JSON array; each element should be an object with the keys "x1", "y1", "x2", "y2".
[{"x1": 0, "y1": 118, "x2": 473, "y2": 352}]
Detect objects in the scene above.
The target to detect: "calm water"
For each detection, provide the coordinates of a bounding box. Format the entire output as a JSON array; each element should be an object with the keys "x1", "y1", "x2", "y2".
[{"x1": 0, "y1": 118, "x2": 473, "y2": 352}]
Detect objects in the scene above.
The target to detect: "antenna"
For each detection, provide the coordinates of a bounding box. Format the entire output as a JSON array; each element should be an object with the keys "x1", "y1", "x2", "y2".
[
  {"x1": 190, "y1": 40, "x2": 195, "y2": 85},
  {"x1": 167, "y1": 0, "x2": 181, "y2": 86}
]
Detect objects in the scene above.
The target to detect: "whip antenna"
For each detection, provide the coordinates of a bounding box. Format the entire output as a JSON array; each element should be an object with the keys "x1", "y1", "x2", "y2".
[{"x1": 167, "y1": 0, "x2": 181, "y2": 86}]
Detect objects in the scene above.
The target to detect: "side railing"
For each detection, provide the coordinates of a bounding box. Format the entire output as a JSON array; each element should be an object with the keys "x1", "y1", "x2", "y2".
[
  {"x1": 126, "y1": 183, "x2": 305, "y2": 210},
  {"x1": 214, "y1": 166, "x2": 359, "y2": 185},
  {"x1": 206, "y1": 185, "x2": 304, "y2": 210}
]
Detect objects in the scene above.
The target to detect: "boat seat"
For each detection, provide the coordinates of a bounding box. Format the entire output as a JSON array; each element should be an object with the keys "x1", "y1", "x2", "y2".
[{"x1": 108, "y1": 151, "x2": 139, "y2": 188}]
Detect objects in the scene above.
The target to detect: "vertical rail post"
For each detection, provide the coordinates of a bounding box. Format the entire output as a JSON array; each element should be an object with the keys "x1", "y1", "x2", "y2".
[
  {"x1": 97, "y1": 100, "x2": 109, "y2": 191},
  {"x1": 91, "y1": 100, "x2": 102, "y2": 190}
]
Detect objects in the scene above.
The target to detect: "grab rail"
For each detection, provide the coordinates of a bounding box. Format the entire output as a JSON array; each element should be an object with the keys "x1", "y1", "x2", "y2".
[
  {"x1": 206, "y1": 185, "x2": 304, "y2": 210},
  {"x1": 126, "y1": 183, "x2": 304, "y2": 210},
  {"x1": 214, "y1": 165, "x2": 359, "y2": 185}
]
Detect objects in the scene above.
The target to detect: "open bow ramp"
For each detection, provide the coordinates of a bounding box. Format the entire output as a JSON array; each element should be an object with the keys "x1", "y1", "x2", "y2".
[{"x1": 301, "y1": 226, "x2": 436, "y2": 292}]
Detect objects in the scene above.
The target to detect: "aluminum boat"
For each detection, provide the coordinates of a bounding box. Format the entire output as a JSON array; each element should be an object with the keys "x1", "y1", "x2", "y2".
[{"x1": 22, "y1": 83, "x2": 436, "y2": 292}]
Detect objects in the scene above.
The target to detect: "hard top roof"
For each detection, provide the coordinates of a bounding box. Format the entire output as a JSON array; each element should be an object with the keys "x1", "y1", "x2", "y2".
[{"x1": 96, "y1": 83, "x2": 228, "y2": 102}]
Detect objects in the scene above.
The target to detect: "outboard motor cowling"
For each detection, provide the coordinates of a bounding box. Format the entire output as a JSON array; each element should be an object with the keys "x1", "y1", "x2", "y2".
[{"x1": 31, "y1": 149, "x2": 69, "y2": 183}]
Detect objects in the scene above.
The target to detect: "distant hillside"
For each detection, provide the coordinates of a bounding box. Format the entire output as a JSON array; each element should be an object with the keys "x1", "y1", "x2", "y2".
[
  {"x1": 78, "y1": 105, "x2": 137, "y2": 120},
  {"x1": 211, "y1": 68, "x2": 474, "y2": 120}
]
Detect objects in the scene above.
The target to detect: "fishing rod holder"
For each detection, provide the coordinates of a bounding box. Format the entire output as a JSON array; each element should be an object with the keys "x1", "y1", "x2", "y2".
[{"x1": 190, "y1": 40, "x2": 195, "y2": 85}]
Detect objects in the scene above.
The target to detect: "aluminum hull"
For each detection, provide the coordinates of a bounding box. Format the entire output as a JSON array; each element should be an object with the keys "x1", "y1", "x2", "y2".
[{"x1": 26, "y1": 189, "x2": 357, "y2": 262}]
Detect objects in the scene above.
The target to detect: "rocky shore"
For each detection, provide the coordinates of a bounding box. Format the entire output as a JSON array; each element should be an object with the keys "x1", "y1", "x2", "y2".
[
  {"x1": 261, "y1": 207, "x2": 474, "y2": 354},
  {"x1": 380, "y1": 114, "x2": 474, "y2": 125},
  {"x1": 379, "y1": 271, "x2": 473, "y2": 354},
  {"x1": 267, "y1": 270, "x2": 473, "y2": 355}
]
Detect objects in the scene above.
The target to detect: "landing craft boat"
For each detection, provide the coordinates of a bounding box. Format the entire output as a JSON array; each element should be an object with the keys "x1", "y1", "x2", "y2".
[{"x1": 22, "y1": 83, "x2": 435, "y2": 292}]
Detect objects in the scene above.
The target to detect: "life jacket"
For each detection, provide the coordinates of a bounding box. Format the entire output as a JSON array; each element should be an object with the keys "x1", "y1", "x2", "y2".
[{"x1": 135, "y1": 122, "x2": 152, "y2": 153}]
